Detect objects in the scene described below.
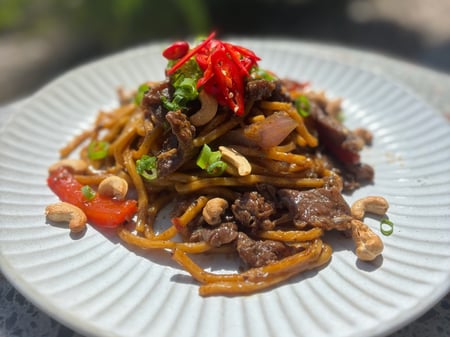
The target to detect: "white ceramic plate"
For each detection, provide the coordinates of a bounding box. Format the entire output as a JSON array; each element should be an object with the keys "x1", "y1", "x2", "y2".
[{"x1": 1, "y1": 39, "x2": 449, "y2": 337}]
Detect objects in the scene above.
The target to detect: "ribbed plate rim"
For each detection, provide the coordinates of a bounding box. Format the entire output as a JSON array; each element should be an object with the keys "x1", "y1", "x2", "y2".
[{"x1": 1, "y1": 38, "x2": 449, "y2": 337}]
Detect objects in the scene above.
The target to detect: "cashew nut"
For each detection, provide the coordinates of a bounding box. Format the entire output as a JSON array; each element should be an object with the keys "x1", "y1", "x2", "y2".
[
  {"x1": 45, "y1": 202, "x2": 87, "y2": 233},
  {"x1": 350, "y1": 219, "x2": 384, "y2": 261},
  {"x1": 219, "y1": 146, "x2": 252, "y2": 176},
  {"x1": 323, "y1": 172, "x2": 343, "y2": 192},
  {"x1": 189, "y1": 91, "x2": 218, "y2": 126},
  {"x1": 48, "y1": 159, "x2": 88, "y2": 174},
  {"x1": 351, "y1": 196, "x2": 389, "y2": 220},
  {"x1": 98, "y1": 175, "x2": 128, "y2": 200},
  {"x1": 353, "y1": 127, "x2": 373, "y2": 145},
  {"x1": 202, "y1": 198, "x2": 229, "y2": 226},
  {"x1": 325, "y1": 97, "x2": 342, "y2": 117}
]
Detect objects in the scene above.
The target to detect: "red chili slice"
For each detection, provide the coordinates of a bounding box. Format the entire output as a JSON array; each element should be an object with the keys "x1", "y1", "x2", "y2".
[
  {"x1": 162, "y1": 41, "x2": 189, "y2": 60},
  {"x1": 211, "y1": 50, "x2": 245, "y2": 115},
  {"x1": 167, "y1": 31, "x2": 216, "y2": 75},
  {"x1": 165, "y1": 32, "x2": 260, "y2": 116},
  {"x1": 223, "y1": 43, "x2": 251, "y2": 76},
  {"x1": 47, "y1": 167, "x2": 137, "y2": 228}
]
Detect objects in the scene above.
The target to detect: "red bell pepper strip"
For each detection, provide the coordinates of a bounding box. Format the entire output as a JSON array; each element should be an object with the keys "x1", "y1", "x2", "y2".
[{"x1": 47, "y1": 167, "x2": 137, "y2": 228}]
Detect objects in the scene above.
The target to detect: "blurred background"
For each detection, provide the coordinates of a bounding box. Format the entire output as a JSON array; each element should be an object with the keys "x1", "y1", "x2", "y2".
[{"x1": 1, "y1": 0, "x2": 449, "y2": 105}]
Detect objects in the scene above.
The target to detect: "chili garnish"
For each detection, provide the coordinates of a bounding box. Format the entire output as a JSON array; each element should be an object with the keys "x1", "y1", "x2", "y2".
[{"x1": 163, "y1": 32, "x2": 260, "y2": 116}]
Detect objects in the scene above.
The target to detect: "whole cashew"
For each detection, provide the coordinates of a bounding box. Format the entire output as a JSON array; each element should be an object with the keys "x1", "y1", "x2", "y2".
[
  {"x1": 98, "y1": 176, "x2": 128, "y2": 200},
  {"x1": 350, "y1": 219, "x2": 384, "y2": 261},
  {"x1": 189, "y1": 91, "x2": 218, "y2": 126},
  {"x1": 351, "y1": 196, "x2": 389, "y2": 220},
  {"x1": 45, "y1": 202, "x2": 87, "y2": 233},
  {"x1": 48, "y1": 159, "x2": 88, "y2": 174},
  {"x1": 202, "y1": 198, "x2": 229, "y2": 226},
  {"x1": 219, "y1": 146, "x2": 252, "y2": 176}
]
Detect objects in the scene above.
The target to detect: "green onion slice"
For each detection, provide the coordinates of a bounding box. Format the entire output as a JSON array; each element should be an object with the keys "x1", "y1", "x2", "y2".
[
  {"x1": 206, "y1": 161, "x2": 227, "y2": 176},
  {"x1": 196, "y1": 144, "x2": 227, "y2": 176},
  {"x1": 162, "y1": 61, "x2": 202, "y2": 111},
  {"x1": 87, "y1": 140, "x2": 109, "y2": 160},
  {"x1": 251, "y1": 66, "x2": 277, "y2": 81},
  {"x1": 196, "y1": 144, "x2": 213, "y2": 170},
  {"x1": 81, "y1": 185, "x2": 96, "y2": 201},
  {"x1": 135, "y1": 83, "x2": 150, "y2": 106},
  {"x1": 294, "y1": 95, "x2": 311, "y2": 117},
  {"x1": 136, "y1": 155, "x2": 158, "y2": 181},
  {"x1": 380, "y1": 218, "x2": 394, "y2": 236}
]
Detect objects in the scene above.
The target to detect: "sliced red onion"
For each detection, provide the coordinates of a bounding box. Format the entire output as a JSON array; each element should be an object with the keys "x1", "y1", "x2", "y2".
[{"x1": 244, "y1": 112, "x2": 298, "y2": 149}]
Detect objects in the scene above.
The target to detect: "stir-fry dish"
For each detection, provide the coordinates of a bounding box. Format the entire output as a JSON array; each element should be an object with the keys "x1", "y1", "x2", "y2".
[{"x1": 46, "y1": 32, "x2": 391, "y2": 296}]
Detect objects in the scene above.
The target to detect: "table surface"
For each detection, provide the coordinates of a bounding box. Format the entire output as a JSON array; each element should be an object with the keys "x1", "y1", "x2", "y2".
[{"x1": 0, "y1": 41, "x2": 449, "y2": 337}]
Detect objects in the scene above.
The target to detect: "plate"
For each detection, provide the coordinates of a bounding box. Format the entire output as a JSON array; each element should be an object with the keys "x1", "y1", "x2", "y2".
[{"x1": 1, "y1": 39, "x2": 450, "y2": 337}]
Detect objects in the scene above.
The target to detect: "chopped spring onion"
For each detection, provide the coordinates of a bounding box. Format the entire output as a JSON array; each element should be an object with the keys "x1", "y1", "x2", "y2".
[
  {"x1": 87, "y1": 140, "x2": 109, "y2": 160},
  {"x1": 175, "y1": 77, "x2": 199, "y2": 100},
  {"x1": 251, "y1": 66, "x2": 277, "y2": 81},
  {"x1": 136, "y1": 155, "x2": 158, "y2": 181},
  {"x1": 294, "y1": 95, "x2": 311, "y2": 117},
  {"x1": 206, "y1": 160, "x2": 228, "y2": 176},
  {"x1": 81, "y1": 185, "x2": 96, "y2": 200},
  {"x1": 196, "y1": 144, "x2": 227, "y2": 176},
  {"x1": 162, "y1": 60, "x2": 202, "y2": 111},
  {"x1": 134, "y1": 83, "x2": 150, "y2": 106},
  {"x1": 162, "y1": 77, "x2": 199, "y2": 111},
  {"x1": 380, "y1": 218, "x2": 394, "y2": 236}
]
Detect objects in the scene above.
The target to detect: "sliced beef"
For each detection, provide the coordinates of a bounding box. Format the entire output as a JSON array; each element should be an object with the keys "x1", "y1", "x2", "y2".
[
  {"x1": 245, "y1": 79, "x2": 290, "y2": 102},
  {"x1": 156, "y1": 110, "x2": 196, "y2": 177},
  {"x1": 310, "y1": 103, "x2": 364, "y2": 157},
  {"x1": 341, "y1": 163, "x2": 374, "y2": 191},
  {"x1": 309, "y1": 103, "x2": 374, "y2": 189},
  {"x1": 279, "y1": 78, "x2": 310, "y2": 92},
  {"x1": 318, "y1": 152, "x2": 374, "y2": 192},
  {"x1": 141, "y1": 80, "x2": 171, "y2": 126},
  {"x1": 277, "y1": 188, "x2": 352, "y2": 231},
  {"x1": 232, "y1": 191, "x2": 276, "y2": 232},
  {"x1": 190, "y1": 222, "x2": 238, "y2": 247},
  {"x1": 236, "y1": 232, "x2": 294, "y2": 268},
  {"x1": 246, "y1": 79, "x2": 276, "y2": 101}
]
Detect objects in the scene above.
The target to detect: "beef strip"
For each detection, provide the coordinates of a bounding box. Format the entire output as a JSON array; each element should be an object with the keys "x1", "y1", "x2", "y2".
[
  {"x1": 245, "y1": 79, "x2": 290, "y2": 102},
  {"x1": 342, "y1": 163, "x2": 374, "y2": 191},
  {"x1": 231, "y1": 191, "x2": 276, "y2": 232},
  {"x1": 141, "y1": 80, "x2": 171, "y2": 127},
  {"x1": 190, "y1": 222, "x2": 238, "y2": 247},
  {"x1": 309, "y1": 103, "x2": 374, "y2": 190},
  {"x1": 277, "y1": 188, "x2": 353, "y2": 231},
  {"x1": 310, "y1": 103, "x2": 364, "y2": 154},
  {"x1": 245, "y1": 79, "x2": 276, "y2": 101},
  {"x1": 156, "y1": 110, "x2": 196, "y2": 177},
  {"x1": 236, "y1": 232, "x2": 294, "y2": 268}
]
